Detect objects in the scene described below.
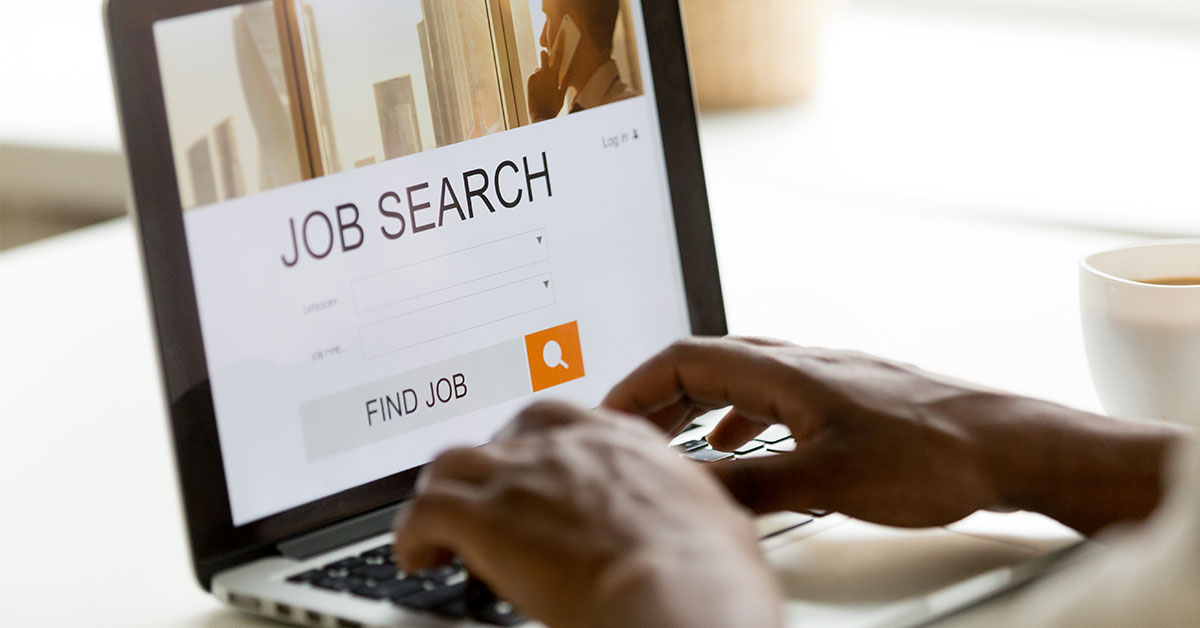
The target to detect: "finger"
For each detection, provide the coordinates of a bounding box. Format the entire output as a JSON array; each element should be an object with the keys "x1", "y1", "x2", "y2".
[
  {"x1": 723, "y1": 335, "x2": 790, "y2": 347},
  {"x1": 709, "y1": 451, "x2": 832, "y2": 514},
  {"x1": 643, "y1": 397, "x2": 711, "y2": 438},
  {"x1": 392, "y1": 479, "x2": 482, "y2": 572},
  {"x1": 421, "y1": 446, "x2": 504, "y2": 487},
  {"x1": 705, "y1": 409, "x2": 769, "y2": 452},
  {"x1": 603, "y1": 337, "x2": 825, "y2": 433},
  {"x1": 496, "y1": 400, "x2": 584, "y2": 439}
]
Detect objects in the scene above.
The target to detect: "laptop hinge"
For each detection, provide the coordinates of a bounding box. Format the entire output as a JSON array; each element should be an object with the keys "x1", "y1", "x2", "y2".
[{"x1": 277, "y1": 504, "x2": 403, "y2": 560}]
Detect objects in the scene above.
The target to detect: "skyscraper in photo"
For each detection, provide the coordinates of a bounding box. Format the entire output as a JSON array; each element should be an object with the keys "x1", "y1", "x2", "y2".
[
  {"x1": 233, "y1": 5, "x2": 303, "y2": 190},
  {"x1": 213, "y1": 117, "x2": 246, "y2": 200},
  {"x1": 417, "y1": 19, "x2": 451, "y2": 148},
  {"x1": 187, "y1": 137, "x2": 219, "y2": 208},
  {"x1": 375, "y1": 76, "x2": 423, "y2": 160},
  {"x1": 301, "y1": 4, "x2": 343, "y2": 174},
  {"x1": 417, "y1": 4, "x2": 468, "y2": 148},
  {"x1": 240, "y1": 3, "x2": 289, "y2": 100},
  {"x1": 418, "y1": 0, "x2": 504, "y2": 147}
]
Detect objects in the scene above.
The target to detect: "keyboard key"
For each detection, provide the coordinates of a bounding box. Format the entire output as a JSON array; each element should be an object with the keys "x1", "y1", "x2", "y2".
[
  {"x1": 732, "y1": 443, "x2": 763, "y2": 456},
  {"x1": 324, "y1": 557, "x2": 364, "y2": 571},
  {"x1": 753, "y1": 424, "x2": 792, "y2": 444},
  {"x1": 396, "y1": 581, "x2": 468, "y2": 611},
  {"x1": 674, "y1": 439, "x2": 709, "y2": 453},
  {"x1": 466, "y1": 579, "x2": 527, "y2": 626},
  {"x1": 286, "y1": 569, "x2": 323, "y2": 584},
  {"x1": 352, "y1": 563, "x2": 398, "y2": 581},
  {"x1": 434, "y1": 598, "x2": 468, "y2": 619},
  {"x1": 313, "y1": 575, "x2": 363, "y2": 592},
  {"x1": 360, "y1": 545, "x2": 393, "y2": 559},
  {"x1": 350, "y1": 577, "x2": 427, "y2": 601},
  {"x1": 418, "y1": 563, "x2": 465, "y2": 585},
  {"x1": 686, "y1": 449, "x2": 732, "y2": 463},
  {"x1": 323, "y1": 556, "x2": 364, "y2": 578},
  {"x1": 360, "y1": 545, "x2": 394, "y2": 565},
  {"x1": 473, "y1": 600, "x2": 527, "y2": 626},
  {"x1": 767, "y1": 439, "x2": 797, "y2": 453}
]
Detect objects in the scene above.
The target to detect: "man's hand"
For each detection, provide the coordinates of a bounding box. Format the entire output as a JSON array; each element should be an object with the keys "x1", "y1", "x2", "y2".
[
  {"x1": 604, "y1": 337, "x2": 1187, "y2": 534},
  {"x1": 528, "y1": 50, "x2": 567, "y2": 122},
  {"x1": 392, "y1": 401, "x2": 782, "y2": 628}
]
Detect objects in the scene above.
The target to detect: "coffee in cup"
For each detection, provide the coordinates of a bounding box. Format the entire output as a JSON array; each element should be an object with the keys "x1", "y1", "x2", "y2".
[
  {"x1": 1080, "y1": 240, "x2": 1200, "y2": 428},
  {"x1": 1137, "y1": 277, "x2": 1200, "y2": 286}
]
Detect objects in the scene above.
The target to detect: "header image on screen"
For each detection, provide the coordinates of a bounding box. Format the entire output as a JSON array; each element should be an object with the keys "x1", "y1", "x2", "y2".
[{"x1": 154, "y1": 0, "x2": 645, "y2": 210}]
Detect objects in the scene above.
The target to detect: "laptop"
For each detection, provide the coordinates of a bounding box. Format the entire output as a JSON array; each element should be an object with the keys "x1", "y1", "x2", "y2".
[
  {"x1": 105, "y1": 1, "x2": 1080, "y2": 626},
  {"x1": 103, "y1": 0, "x2": 806, "y2": 624}
]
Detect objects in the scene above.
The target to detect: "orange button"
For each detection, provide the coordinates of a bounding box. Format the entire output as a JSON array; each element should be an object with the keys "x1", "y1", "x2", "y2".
[{"x1": 524, "y1": 321, "x2": 585, "y2": 392}]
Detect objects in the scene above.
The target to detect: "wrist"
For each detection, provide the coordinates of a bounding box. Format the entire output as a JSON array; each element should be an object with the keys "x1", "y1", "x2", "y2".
[{"x1": 976, "y1": 395, "x2": 1186, "y2": 534}]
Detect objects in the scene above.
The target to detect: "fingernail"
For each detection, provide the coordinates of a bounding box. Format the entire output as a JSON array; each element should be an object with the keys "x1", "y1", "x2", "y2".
[{"x1": 415, "y1": 470, "x2": 432, "y2": 493}]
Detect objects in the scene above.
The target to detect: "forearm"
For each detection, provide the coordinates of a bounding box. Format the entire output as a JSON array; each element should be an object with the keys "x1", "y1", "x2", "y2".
[{"x1": 972, "y1": 394, "x2": 1190, "y2": 535}]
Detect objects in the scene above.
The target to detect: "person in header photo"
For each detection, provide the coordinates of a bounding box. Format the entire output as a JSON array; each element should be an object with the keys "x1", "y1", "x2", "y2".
[
  {"x1": 393, "y1": 337, "x2": 1200, "y2": 628},
  {"x1": 528, "y1": 0, "x2": 637, "y2": 122}
]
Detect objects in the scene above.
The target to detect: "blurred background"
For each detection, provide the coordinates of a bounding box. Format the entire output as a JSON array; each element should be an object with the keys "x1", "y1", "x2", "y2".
[{"x1": 1, "y1": 0, "x2": 1198, "y2": 249}]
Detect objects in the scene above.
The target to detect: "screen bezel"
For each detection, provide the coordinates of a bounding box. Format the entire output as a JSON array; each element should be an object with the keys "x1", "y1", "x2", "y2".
[{"x1": 105, "y1": 0, "x2": 724, "y2": 589}]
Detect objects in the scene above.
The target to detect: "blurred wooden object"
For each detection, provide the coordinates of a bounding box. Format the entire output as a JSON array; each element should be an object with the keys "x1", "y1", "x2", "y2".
[
  {"x1": 0, "y1": 144, "x2": 127, "y2": 250},
  {"x1": 681, "y1": 0, "x2": 823, "y2": 109}
]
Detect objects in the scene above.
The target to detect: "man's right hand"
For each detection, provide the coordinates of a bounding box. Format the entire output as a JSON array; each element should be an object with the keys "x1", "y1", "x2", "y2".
[
  {"x1": 527, "y1": 50, "x2": 566, "y2": 122},
  {"x1": 604, "y1": 337, "x2": 1186, "y2": 534},
  {"x1": 392, "y1": 401, "x2": 782, "y2": 628}
]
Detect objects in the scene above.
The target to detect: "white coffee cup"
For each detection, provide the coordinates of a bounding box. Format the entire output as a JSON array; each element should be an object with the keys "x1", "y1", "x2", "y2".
[{"x1": 1080, "y1": 240, "x2": 1200, "y2": 428}]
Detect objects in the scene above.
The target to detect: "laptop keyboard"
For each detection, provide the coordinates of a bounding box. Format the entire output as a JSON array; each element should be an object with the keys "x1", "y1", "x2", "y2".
[
  {"x1": 283, "y1": 421, "x2": 821, "y2": 627},
  {"x1": 286, "y1": 545, "x2": 524, "y2": 626}
]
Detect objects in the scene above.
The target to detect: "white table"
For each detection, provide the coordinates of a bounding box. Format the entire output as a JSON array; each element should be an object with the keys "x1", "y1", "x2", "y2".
[{"x1": 1, "y1": 2, "x2": 1189, "y2": 626}]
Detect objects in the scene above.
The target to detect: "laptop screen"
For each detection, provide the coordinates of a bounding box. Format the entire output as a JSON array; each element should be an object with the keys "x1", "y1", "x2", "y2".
[{"x1": 150, "y1": 0, "x2": 691, "y2": 526}]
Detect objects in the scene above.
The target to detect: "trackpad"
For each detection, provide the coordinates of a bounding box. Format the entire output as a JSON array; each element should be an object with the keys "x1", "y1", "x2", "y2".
[{"x1": 765, "y1": 519, "x2": 1048, "y2": 627}]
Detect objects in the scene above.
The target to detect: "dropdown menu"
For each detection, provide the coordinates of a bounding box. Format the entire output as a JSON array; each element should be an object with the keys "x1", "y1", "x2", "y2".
[
  {"x1": 352, "y1": 229, "x2": 549, "y2": 313},
  {"x1": 358, "y1": 273, "x2": 557, "y2": 358}
]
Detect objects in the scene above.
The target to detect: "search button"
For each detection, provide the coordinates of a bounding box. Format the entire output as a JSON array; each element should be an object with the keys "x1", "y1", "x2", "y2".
[{"x1": 525, "y1": 322, "x2": 585, "y2": 392}]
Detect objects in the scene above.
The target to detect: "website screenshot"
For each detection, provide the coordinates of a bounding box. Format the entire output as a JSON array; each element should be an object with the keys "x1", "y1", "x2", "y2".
[{"x1": 153, "y1": 0, "x2": 690, "y2": 526}]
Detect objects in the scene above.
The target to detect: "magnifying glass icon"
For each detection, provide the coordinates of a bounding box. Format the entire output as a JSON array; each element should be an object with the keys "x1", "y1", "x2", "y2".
[{"x1": 542, "y1": 340, "x2": 569, "y2": 370}]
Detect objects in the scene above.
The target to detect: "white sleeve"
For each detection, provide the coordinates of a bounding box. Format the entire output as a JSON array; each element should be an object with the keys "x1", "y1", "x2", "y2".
[{"x1": 1006, "y1": 435, "x2": 1200, "y2": 626}]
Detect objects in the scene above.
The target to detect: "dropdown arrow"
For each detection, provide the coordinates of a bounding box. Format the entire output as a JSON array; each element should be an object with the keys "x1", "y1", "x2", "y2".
[
  {"x1": 537, "y1": 236, "x2": 543, "y2": 244},
  {"x1": 543, "y1": 280, "x2": 550, "y2": 288}
]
